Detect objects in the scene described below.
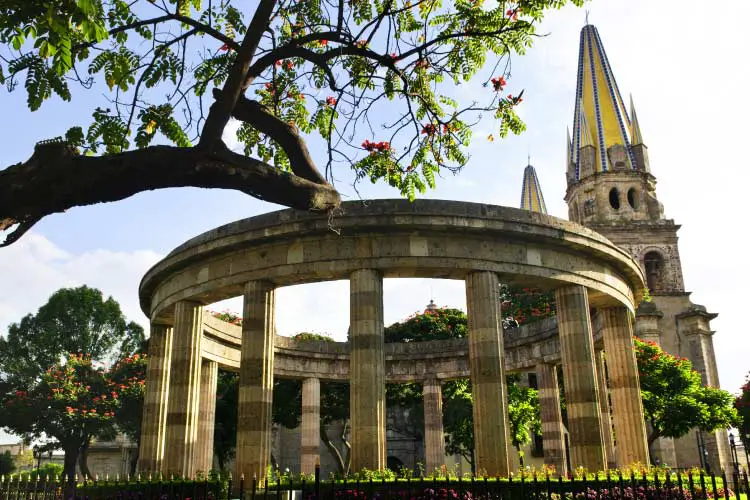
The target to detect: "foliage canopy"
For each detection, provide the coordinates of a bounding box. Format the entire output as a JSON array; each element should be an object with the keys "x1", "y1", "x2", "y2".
[
  {"x1": 634, "y1": 337, "x2": 738, "y2": 446},
  {"x1": 0, "y1": 0, "x2": 582, "y2": 246}
]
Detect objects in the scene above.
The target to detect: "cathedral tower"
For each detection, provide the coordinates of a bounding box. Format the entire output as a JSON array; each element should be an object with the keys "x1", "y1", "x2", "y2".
[
  {"x1": 565, "y1": 23, "x2": 729, "y2": 472},
  {"x1": 520, "y1": 161, "x2": 548, "y2": 214}
]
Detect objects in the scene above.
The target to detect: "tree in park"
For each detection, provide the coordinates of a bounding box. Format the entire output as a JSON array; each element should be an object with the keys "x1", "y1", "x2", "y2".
[
  {"x1": 0, "y1": 285, "x2": 145, "y2": 388},
  {"x1": 0, "y1": 286, "x2": 146, "y2": 480},
  {"x1": 107, "y1": 353, "x2": 149, "y2": 475},
  {"x1": 0, "y1": 451, "x2": 15, "y2": 475},
  {"x1": 0, "y1": 353, "x2": 146, "y2": 480},
  {"x1": 736, "y1": 372, "x2": 750, "y2": 449},
  {"x1": 0, "y1": 0, "x2": 582, "y2": 247},
  {"x1": 634, "y1": 337, "x2": 738, "y2": 448},
  {"x1": 498, "y1": 284, "x2": 556, "y2": 329}
]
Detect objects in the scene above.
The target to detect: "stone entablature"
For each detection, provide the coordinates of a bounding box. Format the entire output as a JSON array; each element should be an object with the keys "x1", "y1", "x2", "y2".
[
  {"x1": 140, "y1": 199, "x2": 644, "y2": 324},
  {"x1": 200, "y1": 313, "x2": 559, "y2": 380}
]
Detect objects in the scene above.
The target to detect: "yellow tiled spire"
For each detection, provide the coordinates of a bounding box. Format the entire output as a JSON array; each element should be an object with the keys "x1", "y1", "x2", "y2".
[
  {"x1": 578, "y1": 99, "x2": 595, "y2": 148},
  {"x1": 629, "y1": 94, "x2": 644, "y2": 145},
  {"x1": 520, "y1": 162, "x2": 547, "y2": 215},
  {"x1": 571, "y1": 24, "x2": 639, "y2": 180}
]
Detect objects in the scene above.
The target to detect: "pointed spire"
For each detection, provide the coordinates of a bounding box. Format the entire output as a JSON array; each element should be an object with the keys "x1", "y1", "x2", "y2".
[
  {"x1": 570, "y1": 24, "x2": 638, "y2": 180},
  {"x1": 578, "y1": 99, "x2": 595, "y2": 148},
  {"x1": 629, "y1": 94, "x2": 644, "y2": 145},
  {"x1": 520, "y1": 162, "x2": 548, "y2": 215}
]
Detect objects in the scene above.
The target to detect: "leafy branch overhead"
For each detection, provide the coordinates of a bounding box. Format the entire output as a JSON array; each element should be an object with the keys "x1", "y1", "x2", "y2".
[{"x1": 0, "y1": 0, "x2": 582, "y2": 246}]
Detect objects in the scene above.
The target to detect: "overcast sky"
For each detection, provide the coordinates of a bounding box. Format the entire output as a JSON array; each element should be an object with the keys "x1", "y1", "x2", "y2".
[{"x1": 2, "y1": 0, "x2": 749, "y2": 444}]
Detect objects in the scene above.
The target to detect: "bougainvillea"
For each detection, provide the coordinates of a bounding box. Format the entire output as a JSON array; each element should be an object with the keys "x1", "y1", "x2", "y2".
[{"x1": 634, "y1": 338, "x2": 738, "y2": 446}]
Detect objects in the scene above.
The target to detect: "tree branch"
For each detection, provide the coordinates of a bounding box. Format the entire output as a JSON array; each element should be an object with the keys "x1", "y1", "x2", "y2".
[
  {"x1": 72, "y1": 14, "x2": 240, "y2": 54},
  {"x1": 0, "y1": 142, "x2": 340, "y2": 247},
  {"x1": 217, "y1": 89, "x2": 328, "y2": 185},
  {"x1": 199, "y1": 0, "x2": 279, "y2": 148}
]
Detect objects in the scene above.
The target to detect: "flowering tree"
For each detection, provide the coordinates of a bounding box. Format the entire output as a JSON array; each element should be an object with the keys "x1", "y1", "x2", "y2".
[
  {"x1": 107, "y1": 353, "x2": 148, "y2": 475},
  {"x1": 499, "y1": 284, "x2": 555, "y2": 329},
  {"x1": 735, "y1": 372, "x2": 750, "y2": 449},
  {"x1": 634, "y1": 338, "x2": 738, "y2": 447},
  {"x1": 0, "y1": 286, "x2": 144, "y2": 388},
  {"x1": 0, "y1": 0, "x2": 583, "y2": 247},
  {"x1": 0, "y1": 354, "x2": 123, "y2": 479}
]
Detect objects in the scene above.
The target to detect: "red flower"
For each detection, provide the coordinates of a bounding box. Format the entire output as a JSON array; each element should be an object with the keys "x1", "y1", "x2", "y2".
[
  {"x1": 320, "y1": 39, "x2": 328, "y2": 46},
  {"x1": 219, "y1": 43, "x2": 232, "y2": 52},
  {"x1": 506, "y1": 9, "x2": 518, "y2": 20},
  {"x1": 490, "y1": 76, "x2": 506, "y2": 91},
  {"x1": 285, "y1": 60, "x2": 294, "y2": 70},
  {"x1": 326, "y1": 96, "x2": 337, "y2": 106},
  {"x1": 275, "y1": 60, "x2": 282, "y2": 67},
  {"x1": 421, "y1": 123, "x2": 436, "y2": 135}
]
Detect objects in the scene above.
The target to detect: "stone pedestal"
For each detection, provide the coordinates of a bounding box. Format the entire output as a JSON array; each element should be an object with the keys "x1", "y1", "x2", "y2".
[
  {"x1": 349, "y1": 269, "x2": 386, "y2": 471},
  {"x1": 555, "y1": 285, "x2": 606, "y2": 471},
  {"x1": 601, "y1": 307, "x2": 650, "y2": 467},
  {"x1": 196, "y1": 359, "x2": 218, "y2": 474},
  {"x1": 163, "y1": 302, "x2": 204, "y2": 477},
  {"x1": 466, "y1": 271, "x2": 510, "y2": 477},
  {"x1": 301, "y1": 377, "x2": 321, "y2": 475},
  {"x1": 236, "y1": 281, "x2": 276, "y2": 481},
  {"x1": 138, "y1": 324, "x2": 173, "y2": 474},
  {"x1": 423, "y1": 378, "x2": 445, "y2": 474},
  {"x1": 595, "y1": 350, "x2": 616, "y2": 467},
  {"x1": 537, "y1": 363, "x2": 568, "y2": 477}
]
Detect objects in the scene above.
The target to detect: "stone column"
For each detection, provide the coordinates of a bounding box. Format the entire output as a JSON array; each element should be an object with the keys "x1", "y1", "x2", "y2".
[
  {"x1": 466, "y1": 271, "x2": 510, "y2": 477},
  {"x1": 163, "y1": 302, "x2": 204, "y2": 477},
  {"x1": 138, "y1": 324, "x2": 173, "y2": 474},
  {"x1": 537, "y1": 363, "x2": 568, "y2": 477},
  {"x1": 601, "y1": 307, "x2": 650, "y2": 467},
  {"x1": 301, "y1": 377, "x2": 321, "y2": 475},
  {"x1": 236, "y1": 281, "x2": 276, "y2": 481},
  {"x1": 555, "y1": 285, "x2": 606, "y2": 471},
  {"x1": 196, "y1": 359, "x2": 218, "y2": 475},
  {"x1": 349, "y1": 269, "x2": 386, "y2": 471},
  {"x1": 595, "y1": 350, "x2": 616, "y2": 468},
  {"x1": 423, "y1": 378, "x2": 445, "y2": 474}
]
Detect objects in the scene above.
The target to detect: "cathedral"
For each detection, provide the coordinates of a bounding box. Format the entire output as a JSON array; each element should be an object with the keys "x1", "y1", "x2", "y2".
[{"x1": 521, "y1": 22, "x2": 730, "y2": 471}]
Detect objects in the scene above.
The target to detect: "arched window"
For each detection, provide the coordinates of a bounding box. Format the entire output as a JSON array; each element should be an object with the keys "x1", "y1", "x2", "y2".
[
  {"x1": 644, "y1": 251, "x2": 664, "y2": 292},
  {"x1": 609, "y1": 188, "x2": 620, "y2": 210},
  {"x1": 627, "y1": 188, "x2": 638, "y2": 209}
]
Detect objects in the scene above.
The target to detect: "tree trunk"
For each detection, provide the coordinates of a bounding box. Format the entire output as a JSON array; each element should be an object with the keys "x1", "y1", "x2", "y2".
[
  {"x1": 129, "y1": 447, "x2": 139, "y2": 477},
  {"x1": 320, "y1": 424, "x2": 346, "y2": 475},
  {"x1": 78, "y1": 439, "x2": 92, "y2": 479},
  {"x1": 0, "y1": 143, "x2": 340, "y2": 247},
  {"x1": 63, "y1": 447, "x2": 78, "y2": 481}
]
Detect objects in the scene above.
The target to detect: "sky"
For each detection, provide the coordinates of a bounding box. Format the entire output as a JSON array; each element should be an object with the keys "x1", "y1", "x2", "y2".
[{"x1": 2, "y1": 0, "x2": 749, "y2": 443}]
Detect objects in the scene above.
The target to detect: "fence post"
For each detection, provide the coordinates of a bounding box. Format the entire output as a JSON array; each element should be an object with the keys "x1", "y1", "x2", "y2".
[{"x1": 314, "y1": 460, "x2": 320, "y2": 500}]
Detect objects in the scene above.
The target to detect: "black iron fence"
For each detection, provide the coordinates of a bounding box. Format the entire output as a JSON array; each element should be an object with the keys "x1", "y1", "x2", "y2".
[{"x1": 1, "y1": 468, "x2": 749, "y2": 500}]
